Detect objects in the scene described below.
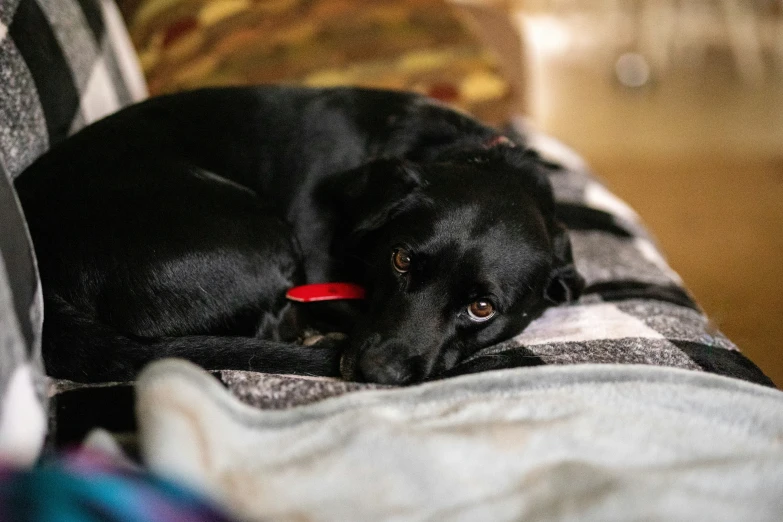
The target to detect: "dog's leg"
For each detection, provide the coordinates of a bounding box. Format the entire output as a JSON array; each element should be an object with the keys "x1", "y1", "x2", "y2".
[{"x1": 43, "y1": 295, "x2": 342, "y2": 383}]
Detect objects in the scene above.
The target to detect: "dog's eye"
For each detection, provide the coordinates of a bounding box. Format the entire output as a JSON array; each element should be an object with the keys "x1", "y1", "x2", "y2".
[
  {"x1": 391, "y1": 248, "x2": 412, "y2": 273},
  {"x1": 467, "y1": 300, "x2": 495, "y2": 322}
]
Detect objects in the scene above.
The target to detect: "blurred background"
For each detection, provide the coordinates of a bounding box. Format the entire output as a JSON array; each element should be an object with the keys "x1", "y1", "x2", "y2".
[
  {"x1": 512, "y1": 0, "x2": 783, "y2": 387},
  {"x1": 116, "y1": 0, "x2": 782, "y2": 385}
]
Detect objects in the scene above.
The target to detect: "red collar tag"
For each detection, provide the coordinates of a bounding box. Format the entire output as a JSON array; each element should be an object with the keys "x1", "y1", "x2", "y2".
[{"x1": 286, "y1": 283, "x2": 366, "y2": 303}]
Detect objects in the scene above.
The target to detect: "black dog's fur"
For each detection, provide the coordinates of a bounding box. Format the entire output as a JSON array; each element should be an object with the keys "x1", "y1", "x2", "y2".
[{"x1": 15, "y1": 86, "x2": 582, "y2": 384}]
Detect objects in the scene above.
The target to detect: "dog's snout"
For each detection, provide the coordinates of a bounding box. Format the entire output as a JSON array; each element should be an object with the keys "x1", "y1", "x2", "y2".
[{"x1": 357, "y1": 346, "x2": 424, "y2": 385}]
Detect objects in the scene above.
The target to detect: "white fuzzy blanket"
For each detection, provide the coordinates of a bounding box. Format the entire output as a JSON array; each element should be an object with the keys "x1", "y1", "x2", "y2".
[{"x1": 136, "y1": 359, "x2": 783, "y2": 521}]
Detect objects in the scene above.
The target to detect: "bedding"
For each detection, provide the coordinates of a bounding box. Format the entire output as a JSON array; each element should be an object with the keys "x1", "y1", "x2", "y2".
[{"x1": 136, "y1": 358, "x2": 783, "y2": 521}]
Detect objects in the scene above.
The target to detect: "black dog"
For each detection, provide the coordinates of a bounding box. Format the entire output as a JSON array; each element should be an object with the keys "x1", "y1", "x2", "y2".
[{"x1": 15, "y1": 86, "x2": 582, "y2": 385}]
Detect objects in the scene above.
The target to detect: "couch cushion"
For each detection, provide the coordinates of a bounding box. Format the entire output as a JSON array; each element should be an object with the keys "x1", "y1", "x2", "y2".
[
  {"x1": 1, "y1": 0, "x2": 146, "y2": 178},
  {"x1": 0, "y1": 163, "x2": 46, "y2": 465}
]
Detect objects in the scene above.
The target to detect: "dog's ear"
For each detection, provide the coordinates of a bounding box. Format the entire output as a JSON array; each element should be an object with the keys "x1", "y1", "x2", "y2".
[
  {"x1": 544, "y1": 221, "x2": 584, "y2": 304},
  {"x1": 324, "y1": 159, "x2": 424, "y2": 239}
]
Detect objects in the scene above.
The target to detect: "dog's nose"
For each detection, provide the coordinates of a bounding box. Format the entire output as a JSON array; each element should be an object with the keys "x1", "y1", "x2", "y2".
[{"x1": 358, "y1": 350, "x2": 423, "y2": 385}]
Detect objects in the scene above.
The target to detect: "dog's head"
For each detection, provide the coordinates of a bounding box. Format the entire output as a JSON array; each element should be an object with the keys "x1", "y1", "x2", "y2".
[{"x1": 325, "y1": 146, "x2": 583, "y2": 384}]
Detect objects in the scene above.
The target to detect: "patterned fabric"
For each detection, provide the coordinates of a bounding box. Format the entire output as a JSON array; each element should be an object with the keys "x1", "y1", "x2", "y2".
[
  {"x1": 0, "y1": 0, "x2": 146, "y2": 465},
  {"x1": 123, "y1": 0, "x2": 514, "y2": 126},
  {"x1": 1, "y1": 0, "x2": 146, "y2": 177},
  {"x1": 219, "y1": 371, "x2": 389, "y2": 410},
  {"x1": 0, "y1": 449, "x2": 234, "y2": 521}
]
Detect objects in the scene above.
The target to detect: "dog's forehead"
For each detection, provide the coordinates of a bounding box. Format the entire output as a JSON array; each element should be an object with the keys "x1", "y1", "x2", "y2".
[
  {"x1": 394, "y1": 198, "x2": 553, "y2": 277},
  {"x1": 427, "y1": 189, "x2": 552, "y2": 247}
]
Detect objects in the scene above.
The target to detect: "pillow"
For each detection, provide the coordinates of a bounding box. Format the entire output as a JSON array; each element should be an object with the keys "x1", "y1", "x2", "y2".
[{"x1": 122, "y1": 0, "x2": 515, "y2": 126}]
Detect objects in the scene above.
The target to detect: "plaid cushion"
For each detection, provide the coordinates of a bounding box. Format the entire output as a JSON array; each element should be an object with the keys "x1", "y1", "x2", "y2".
[
  {"x1": 1, "y1": 0, "x2": 146, "y2": 177},
  {"x1": 0, "y1": 0, "x2": 145, "y2": 464}
]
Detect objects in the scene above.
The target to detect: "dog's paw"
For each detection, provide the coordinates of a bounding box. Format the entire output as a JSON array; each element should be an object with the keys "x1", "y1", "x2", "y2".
[
  {"x1": 304, "y1": 333, "x2": 347, "y2": 377},
  {"x1": 305, "y1": 332, "x2": 347, "y2": 348}
]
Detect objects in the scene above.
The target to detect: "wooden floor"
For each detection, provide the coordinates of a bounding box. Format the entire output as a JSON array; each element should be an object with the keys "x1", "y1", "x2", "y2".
[{"x1": 529, "y1": 56, "x2": 783, "y2": 386}]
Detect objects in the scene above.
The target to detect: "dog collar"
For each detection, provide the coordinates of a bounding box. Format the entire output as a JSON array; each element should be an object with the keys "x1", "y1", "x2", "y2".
[{"x1": 286, "y1": 283, "x2": 366, "y2": 302}]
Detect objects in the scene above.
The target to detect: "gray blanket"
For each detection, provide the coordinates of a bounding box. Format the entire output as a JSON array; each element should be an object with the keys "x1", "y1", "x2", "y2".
[{"x1": 137, "y1": 359, "x2": 783, "y2": 521}]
